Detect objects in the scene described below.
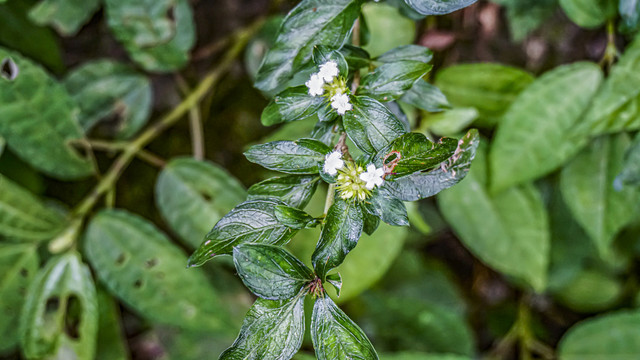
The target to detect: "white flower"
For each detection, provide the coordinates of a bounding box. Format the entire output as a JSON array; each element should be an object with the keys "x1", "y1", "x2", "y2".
[
  {"x1": 359, "y1": 164, "x2": 384, "y2": 190},
  {"x1": 306, "y1": 73, "x2": 325, "y2": 96},
  {"x1": 330, "y1": 92, "x2": 352, "y2": 115},
  {"x1": 318, "y1": 60, "x2": 339, "y2": 82},
  {"x1": 323, "y1": 151, "x2": 344, "y2": 176}
]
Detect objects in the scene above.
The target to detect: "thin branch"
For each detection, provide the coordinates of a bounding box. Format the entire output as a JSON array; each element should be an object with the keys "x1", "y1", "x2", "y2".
[{"x1": 176, "y1": 75, "x2": 205, "y2": 160}]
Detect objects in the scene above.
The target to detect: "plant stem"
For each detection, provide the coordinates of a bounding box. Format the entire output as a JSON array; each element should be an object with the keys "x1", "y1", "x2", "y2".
[{"x1": 600, "y1": 19, "x2": 618, "y2": 71}]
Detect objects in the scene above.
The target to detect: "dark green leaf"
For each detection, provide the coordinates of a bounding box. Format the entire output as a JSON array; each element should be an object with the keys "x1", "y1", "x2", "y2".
[
  {"x1": 189, "y1": 199, "x2": 299, "y2": 266},
  {"x1": 220, "y1": 294, "x2": 306, "y2": 360},
  {"x1": 343, "y1": 96, "x2": 409, "y2": 155},
  {"x1": 403, "y1": 0, "x2": 477, "y2": 15},
  {"x1": 312, "y1": 45, "x2": 349, "y2": 76},
  {"x1": 401, "y1": 80, "x2": 450, "y2": 113},
  {"x1": 359, "y1": 61, "x2": 432, "y2": 101},
  {"x1": 616, "y1": 132, "x2": 640, "y2": 187},
  {"x1": 363, "y1": 210, "x2": 381, "y2": 235},
  {"x1": 233, "y1": 244, "x2": 314, "y2": 300},
  {"x1": 492, "y1": 0, "x2": 558, "y2": 41},
  {"x1": 312, "y1": 198, "x2": 364, "y2": 280},
  {"x1": 255, "y1": 0, "x2": 363, "y2": 93},
  {"x1": 363, "y1": 194, "x2": 409, "y2": 226},
  {"x1": 382, "y1": 129, "x2": 479, "y2": 201},
  {"x1": 620, "y1": 0, "x2": 640, "y2": 32},
  {"x1": 326, "y1": 273, "x2": 343, "y2": 297},
  {"x1": 0, "y1": 173, "x2": 66, "y2": 241},
  {"x1": 104, "y1": 0, "x2": 195, "y2": 72},
  {"x1": 0, "y1": 243, "x2": 38, "y2": 353},
  {"x1": 245, "y1": 138, "x2": 332, "y2": 174},
  {"x1": 0, "y1": 47, "x2": 94, "y2": 179},
  {"x1": 84, "y1": 209, "x2": 233, "y2": 332},
  {"x1": 559, "y1": 0, "x2": 616, "y2": 28},
  {"x1": 490, "y1": 62, "x2": 602, "y2": 192},
  {"x1": 64, "y1": 59, "x2": 152, "y2": 139},
  {"x1": 20, "y1": 253, "x2": 98, "y2": 360},
  {"x1": 311, "y1": 295, "x2": 378, "y2": 360},
  {"x1": 375, "y1": 44, "x2": 433, "y2": 63},
  {"x1": 275, "y1": 205, "x2": 321, "y2": 229},
  {"x1": 339, "y1": 45, "x2": 371, "y2": 69},
  {"x1": 247, "y1": 175, "x2": 320, "y2": 209},
  {"x1": 29, "y1": 0, "x2": 100, "y2": 36},
  {"x1": 262, "y1": 86, "x2": 326, "y2": 126},
  {"x1": 155, "y1": 157, "x2": 246, "y2": 248},
  {"x1": 95, "y1": 288, "x2": 129, "y2": 360}
]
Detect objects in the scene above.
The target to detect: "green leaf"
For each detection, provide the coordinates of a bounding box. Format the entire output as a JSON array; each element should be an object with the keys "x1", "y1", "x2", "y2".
[
  {"x1": 403, "y1": 0, "x2": 477, "y2": 15},
  {"x1": 0, "y1": 243, "x2": 38, "y2": 353},
  {"x1": 29, "y1": 0, "x2": 100, "y2": 36},
  {"x1": 189, "y1": 199, "x2": 299, "y2": 266},
  {"x1": 559, "y1": 0, "x2": 616, "y2": 28},
  {"x1": 558, "y1": 310, "x2": 640, "y2": 360},
  {"x1": 492, "y1": 0, "x2": 558, "y2": 41},
  {"x1": 248, "y1": 175, "x2": 320, "y2": 209},
  {"x1": 381, "y1": 353, "x2": 471, "y2": 360},
  {"x1": 434, "y1": 63, "x2": 534, "y2": 127},
  {"x1": 400, "y1": 80, "x2": 450, "y2": 113},
  {"x1": 361, "y1": 2, "x2": 416, "y2": 58},
  {"x1": 84, "y1": 209, "x2": 232, "y2": 332},
  {"x1": 339, "y1": 45, "x2": 371, "y2": 69},
  {"x1": 363, "y1": 194, "x2": 409, "y2": 227},
  {"x1": 262, "y1": 86, "x2": 327, "y2": 126},
  {"x1": 220, "y1": 294, "x2": 306, "y2": 360},
  {"x1": 438, "y1": 146, "x2": 549, "y2": 292},
  {"x1": 560, "y1": 134, "x2": 639, "y2": 258},
  {"x1": 312, "y1": 198, "x2": 364, "y2": 280},
  {"x1": 64, "y1": 59, "x2": 152, "y2": 139},
  {"x1": 155, "y1": 157, "x2": 246, "y2": 248},
  {"x1": 363, "y1": 210, "x2": 381, "y2": 235},
  {"x1": 620, "y1": 0, "x2": 640, "y2": 32},
  {"x1": 104, "y1": 0, "x2": 195, "y2": 72},
  {"x1": 275, "y1": 205, "x2": 321, "y2": 229},
  {"x1": 490, "y1": 62, "x2": 602, "y2": 192},
  {"x1": 326, "y1": 273, "x2": 343, "y2": 297},
  {"x1": 0, "y1": 173, "x2": 66, "y2": 241},
  {"x1": 420, "y1": 108, "x2": 478, "y2": 136},
  {"x1": 312, "y1": 45, "x2": 349, "y2": 76},
  {"x1": 95, "y1": 288, "x2": 129, "y2": 360},
  {"x1": 375, "y1": 132, "x2": 458, "y2": 180},
  {"x1": 0, "y1": 47, "x2": 94, "y2": 179},
  {"x1": 376, "y1": 44, "x2": 433, "y2": 63},
  {"x1": 233, "y1": 244, "x2": 314, "y2": 300},
  {"x1": 382, "y1": 129, "x2": 479, "y2": 201},
  {"x1": 245, "y1": 138, "x2": 332, "y2": 174},
  {"x1": 20, "y1": 253, "x2": 98, "y2": 360},
  {"x1": 554, "y1": 269, "x2": 622, "y2": 313},
  {"x1": 616, "y1": 132, "x2": 640, "y2": 187},
  {"x1": 254, "y1": 0, "x2": 363, "y2": 93},
  {"x1": 311, "y1": 295, "x2": 378, "y2": 360},
  {"x1": 343, "y1": 96, "x2": 409, "y2": 155},
  {"x1": 359, "y1": 61, "x2": 433, "y2": 101}
]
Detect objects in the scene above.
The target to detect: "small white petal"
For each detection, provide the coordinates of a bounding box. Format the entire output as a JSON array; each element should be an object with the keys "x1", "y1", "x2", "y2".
[
  {"x1": 318, "y1": 60, "x2": 339, "y2": 82},
  {"x1": 306, "y1": 73, "x2": 325, "y2": 96},
  {"x1": 359, "y1": 164, "x2": 384, "y2": 190},
  {"x1": 331, "y1": 92, "x2": 352, "y2": 115},
  {"x1": 323, "y1": 151, "x2": 344, "y2": 175}
]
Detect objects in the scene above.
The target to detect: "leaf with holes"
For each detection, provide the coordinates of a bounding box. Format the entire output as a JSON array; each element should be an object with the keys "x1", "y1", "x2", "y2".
[
  {"x1": 343, "y1": 96, "x2": 409, "y2": 155},
  {"x1": 20, "y1": 253, "x2": 98, "y2": 360},
  {"x1": 103, "y1": 0, "x2": 195, "y2": 72},
  {"x1": 219, "y1": 294, "x2": 306, "y2": 360},
  {"x1": 261, "y1": 86, "x2": 327, "y2": 126},
  {"x1": 0, "y1": 174, "x2": 66, "y2": 241},
  {"x1": 155, "y1": 157, "x2": 246, "y2": 249},
  {"x1": 245, "y1": 138, "x2": 332, "y2": 174},
  {"x1": 358, "y1": 61, "x2": 432, "y2": 101},
  {"x1": 254, "y1": 0, "x2": 363, "y2": 93},
  {"x1": 247, "y1": 175, "x2": 320, "y2": 209},
  {"x1": 375, "y1": 44, "x2": 433, "y2": 63},
  {"x1": 188, "y1": 199, "x2": 299, "y2": 267},
  {"x1": 311, "y1": 295, "x2": 378, "y2": 360},
  {"x1": 84, "y1": 209, "x2": 233, "y2": 332},
  {"x1": 403, "y1": 0, "x2": 477, "y2": 15},
  {"x1": 233, "y1": 244, "x2": 314, "y2": 300},
  {"x1": 64, "y1": 59, "x2": 152, "y2": 139},
  {"x1": 0, "y1": 244, "x2": 38, "y2": 353},
  {"x1": 0, "y1": 47, "x2": 94, "y2": 179},
  {"x1": 29, "y1": 0, "x2": 100, "y2": 36},
  {"x1": 401, "y1": 79, "x2": 450, "y2": 113}
]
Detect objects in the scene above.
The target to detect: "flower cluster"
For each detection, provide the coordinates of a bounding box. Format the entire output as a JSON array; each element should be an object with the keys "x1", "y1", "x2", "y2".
[
  {"x1": 305, "y1": 60, "x2": 352, "y2": 115},
  {"x1": 323, "y1": 152, "x2": 384, "y2": 200}
]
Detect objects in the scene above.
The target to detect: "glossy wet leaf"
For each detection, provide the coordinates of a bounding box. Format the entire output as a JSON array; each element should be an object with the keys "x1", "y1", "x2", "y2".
[
  {"x1": 400, "y1": 80, "x2": 450, "y2": 113},
  {"x1": 189, "y1": 199, "x2": 298, "y2": 266},
  {"x1": 359, "y1": 61, "x2": 433, "y2": 101},
  {"x1": 254, "y1": 0, "x2": 363, "y2": 93},
  {"x1": 0, "y1": 173, "x2": 66, "y2": 241},
  {"x1": 559, "y1": 0, "x2": 616, "y2": 28},
  {"x1": 382, "y1": 129, "x2": 479, "y2": 201},
  {"x1": 219, "y1": 295, "x2": 306, "y2": 360},
  {"x1": 247, "y1": 175, "x2": 320, "y2": 209},
  {"x1": 29, "y1": 0, "x2": 100, "y2": 36},
  {"x1": 233, "y1": 244, "x2": 314, "y2": 300},
  {"x1": 620, "y1": 0, "x2": 640, "y2": 32},
  {"x1": 376, "y1": 44, "x2": 433, "y2": 63},
  {"x1": 0, "y1": 244, "x2": 38, "y2": 353},
  {"x1": 439, "y1": 146, "x2": 549, "y2": 292},
  {"x1": 616, "y1": 132, "x2": 640, "y2": 187},
  {"x1": 363, "y1": 194, "x2": 409, "y2": 226},
  {"x1": 312, "y1": 45, "x2": 349, "y2": 76},
  {"x1": 490, "y1": 62, "x2": 602, "y2": 192},
  {"x1": 245, "y1": 138, "x2": 332, "y2": 174},
  {"x1": 64, "y1": 59, "x2": 152, "y2": 139},
  {"x1": 104, "y1": 0, "x2": 195, "y2": 72},
  {"x1": 403, "y1": 0, "x2": 477, "y2": 15},
  {"x1": 311, "y1": 296, "x2": 378, "y2": 360},
  {"x1": 558, "y1": 310, "x2": 640, "y2": 360},
  {"x1": 560, "y1": 134, "x2": 639, "y2": 258},
  {"x1": 275, "y1": 205, "x2": 320, "y2": 229},
  {"x1": 262, "y1": 86, "x2": 326, "y2": 126},
  {"x1": 84, "y1": 209, "x2": 232, "y2": 332},
  {"x1": 0, "y1": 47, "x2": 94, "y2": 179},
  {"x1": 95, "y1": 288, "x2": 129, "y2": 360},
  {"x1": 155, "y1": 157, "x2": 246, "y2": 248},
  {"x1": 339, "y1": 45, "x2": 371, "y2": 69},
  {"x1": 312, "y1": 198, "x2": 364, "y2": 280},
  {"x1": 20, "y1": 253, "x2": 98, "y2": 360},
  {"x1": 343, "y1": 96, "x2": 409, "y2": 155}
]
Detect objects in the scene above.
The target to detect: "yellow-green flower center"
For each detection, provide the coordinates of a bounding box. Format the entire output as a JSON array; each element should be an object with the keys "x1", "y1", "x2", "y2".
[
  {"x1": 335, "y1": 162, "x2": 371, "y2": 201},
  {"x1": 323, "y1": 76, "x2": 348, "y2": 99}
]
